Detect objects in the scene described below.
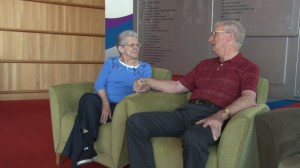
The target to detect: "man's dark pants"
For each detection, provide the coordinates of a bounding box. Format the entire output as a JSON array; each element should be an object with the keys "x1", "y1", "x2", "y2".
[{"x1": 126, "y1": 103, "x2": 222, "y2": 168}]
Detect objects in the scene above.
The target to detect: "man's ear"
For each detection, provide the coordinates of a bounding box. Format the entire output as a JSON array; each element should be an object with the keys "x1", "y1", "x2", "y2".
[{"x1": 228, "y1": 32, "x2": 234, "y2": 42}]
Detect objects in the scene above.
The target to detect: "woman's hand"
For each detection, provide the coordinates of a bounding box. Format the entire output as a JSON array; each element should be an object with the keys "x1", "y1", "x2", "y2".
[
  {"x1": 100, "y1": 102, "x2": 111, "y2": 124},
  {"x1": 133, "y1": 78, "x2": 149, "y2": 92}
]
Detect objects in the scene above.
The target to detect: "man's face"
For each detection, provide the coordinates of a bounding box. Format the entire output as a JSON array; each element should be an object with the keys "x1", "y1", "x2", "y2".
[
  {"x1": 118, "y1": 37, "x2": 140, "y2": 59},
  {"x1": 208, "y1": 24, "x2": 230, "y2": 55}
]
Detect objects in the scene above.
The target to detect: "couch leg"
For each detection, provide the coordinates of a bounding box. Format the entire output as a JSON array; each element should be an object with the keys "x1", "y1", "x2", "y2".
[{"x1": 56, "y1": 153, "x2": 63, "y2": 166}]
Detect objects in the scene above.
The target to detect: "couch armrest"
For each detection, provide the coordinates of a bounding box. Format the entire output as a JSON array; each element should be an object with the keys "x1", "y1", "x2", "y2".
[
  {"x1": 110, "y1": 91, "x2": 187, "y2": 167},
  {"x1": 255, "y1": 107, "x2": 300, "y2": 168},
  {"x1": 217, "y1": 104, "x2": 270, "y2": 168},
  {"x1": 49, "y1": 82, "x2": 93, "y2": 151},
  {"x1": 125, "y1": 92, "x2": 188, "y2": 116}
]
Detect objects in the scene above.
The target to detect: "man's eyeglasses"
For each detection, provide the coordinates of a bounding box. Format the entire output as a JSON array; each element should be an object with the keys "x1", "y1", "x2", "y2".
[
  {"x1": 123, "y1": 43, "x2": 142, "y2": 48},
  {"x1": 210, "y1": 31, "x2": 228, "y2": 37}
]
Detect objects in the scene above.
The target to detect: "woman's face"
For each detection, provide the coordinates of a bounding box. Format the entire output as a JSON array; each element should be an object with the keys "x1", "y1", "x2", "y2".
[{"x1": 118, "y1": 37, "x2": 140, "y2": 59}]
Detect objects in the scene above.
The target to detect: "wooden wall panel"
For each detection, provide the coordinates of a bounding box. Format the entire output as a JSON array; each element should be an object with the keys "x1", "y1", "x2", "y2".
[
  {"x1": 1, "y1": 92, "x2": 50, "y2": 100},
  {"x1": 0, "y1": 0, "x2": 105, "y2": 100},
  {"x1": 24, "y1": 0, "x2": 105, "y2": 8},
  {"x1": 0, "y1": 0, "x2": 105, "y2": 34},
  {"x1": 0, "y1": 63, "x2": 102, "y2": 92},
  {"x1": 0, "y1": 31, "x2": 105, "y2": 62}
]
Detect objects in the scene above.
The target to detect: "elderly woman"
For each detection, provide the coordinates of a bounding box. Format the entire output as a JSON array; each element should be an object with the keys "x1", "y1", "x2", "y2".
[{"x1": 62, "y1": 30, "x2": 152, "y2": 167}]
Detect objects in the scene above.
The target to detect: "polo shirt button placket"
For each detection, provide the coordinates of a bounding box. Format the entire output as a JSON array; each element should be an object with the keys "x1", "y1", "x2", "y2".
[{"x1": 217, "y1": 63, "x2": 223, "y2": 71}]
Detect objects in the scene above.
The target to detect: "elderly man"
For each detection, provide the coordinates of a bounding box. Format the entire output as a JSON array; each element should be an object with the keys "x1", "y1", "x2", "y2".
[{"x1": 126, "y1": 20, "x2": 259, "y2": 168}]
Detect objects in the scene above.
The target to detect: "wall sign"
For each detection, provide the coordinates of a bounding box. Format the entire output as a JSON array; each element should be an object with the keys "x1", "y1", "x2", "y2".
[{"x1": 213, "y1": 0, "x2": 299, "y2": 36}]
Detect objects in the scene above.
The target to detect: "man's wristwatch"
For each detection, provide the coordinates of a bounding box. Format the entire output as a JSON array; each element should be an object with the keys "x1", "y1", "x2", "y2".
[{"x1": 223, "y1": 108, "x2": 231, "y2": 119}]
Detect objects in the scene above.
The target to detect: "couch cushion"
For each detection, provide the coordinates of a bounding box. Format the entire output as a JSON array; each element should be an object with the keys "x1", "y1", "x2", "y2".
[
  {"x1": 279, "y1": 153, "x2": 300, "y2": 168},
  {"x1": 61, "y1": 112, "x2": 112, "y2": 155},
  {"x1": 95, "y1": 123, "x2": 112, "y2": 155},
  {"x1": 152, "y1": 137, "x2": 183, "y2": 168},
  {"x1": 61, "y1": 112, "x2": 77, "y2": 142},
  {"x1": 152, "y1": 137, "x2": 217, "y2": 168}
]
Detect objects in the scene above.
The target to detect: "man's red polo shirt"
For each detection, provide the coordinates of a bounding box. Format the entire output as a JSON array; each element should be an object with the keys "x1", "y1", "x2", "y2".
[{"x1": 179, "y1": 53, "x2": 259, "y2": 108}]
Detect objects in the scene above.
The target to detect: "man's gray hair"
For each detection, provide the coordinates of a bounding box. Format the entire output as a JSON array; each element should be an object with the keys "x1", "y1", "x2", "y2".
[
  {"x1": 215, "y1": 20, "x2": 246, "y2": 48},
  {"x1": 116, "y1": 30, "x2": 138, "y2": 47}
]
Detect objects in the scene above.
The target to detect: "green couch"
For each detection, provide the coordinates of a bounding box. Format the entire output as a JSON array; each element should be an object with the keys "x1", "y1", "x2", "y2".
[
  {"x1": 49, "y1": 68, "x2": 172, "y2": 168},
  {"x1": 50, "y1": 69, "x2": 269, "y2": 168},
  {"x1": 255, "y1": 107, "x2": 300, "y2": 168},
  {"x1": 123, "y1": 77, "x2": 270, "y2": 168}
]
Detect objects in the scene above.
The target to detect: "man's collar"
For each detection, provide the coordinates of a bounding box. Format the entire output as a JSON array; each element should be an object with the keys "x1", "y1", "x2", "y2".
[{"x1": 217, "y1": 53, "x2": 243, "y2": 63}]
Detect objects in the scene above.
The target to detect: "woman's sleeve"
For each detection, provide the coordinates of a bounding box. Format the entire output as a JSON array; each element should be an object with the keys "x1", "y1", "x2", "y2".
[
  {"x1": 142, "y1": 63, "x2": 152, "y2": 78},
  {"x1": 94, "y1": 58, "x2": 113, "y2": 93}
]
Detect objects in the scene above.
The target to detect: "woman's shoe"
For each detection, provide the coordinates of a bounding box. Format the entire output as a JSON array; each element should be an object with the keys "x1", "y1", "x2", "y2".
[{"x1": 77, "y1": 146, "x2": 97, "y2": 166}]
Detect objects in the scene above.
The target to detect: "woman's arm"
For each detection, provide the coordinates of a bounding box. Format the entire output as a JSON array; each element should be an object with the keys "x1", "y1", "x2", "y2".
[{"x1": 98, "y1": 89, "x2": 112, "y2": 124}]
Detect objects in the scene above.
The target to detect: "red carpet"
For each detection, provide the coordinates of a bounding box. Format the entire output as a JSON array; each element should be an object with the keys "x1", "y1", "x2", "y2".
[{"x1": 0, "y1": 99, "x2": 128, "y2": 168}]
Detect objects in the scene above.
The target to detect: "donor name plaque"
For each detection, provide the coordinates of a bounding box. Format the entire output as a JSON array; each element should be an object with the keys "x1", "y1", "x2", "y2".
[{"x1": 213, "y1": 0, "x2": 299, "y2": 36}]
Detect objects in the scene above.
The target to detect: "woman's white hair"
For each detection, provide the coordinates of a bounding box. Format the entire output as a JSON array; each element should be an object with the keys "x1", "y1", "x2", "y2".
[{"x1": 116, "y1": 30, "x2": 138, "y2": 47}]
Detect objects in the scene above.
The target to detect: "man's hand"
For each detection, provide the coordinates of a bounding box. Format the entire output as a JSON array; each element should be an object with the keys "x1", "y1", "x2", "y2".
[
  {"x1": 195, "y1": 111, "x2": 225, "y2": 141},
  {"x1": 133, "y1": 78, "x2": 149, "y2": 92}
]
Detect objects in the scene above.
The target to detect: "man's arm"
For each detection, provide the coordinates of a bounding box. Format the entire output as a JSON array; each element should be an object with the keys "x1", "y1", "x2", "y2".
[
  {"x1": 221, "y1": 90, "x2": 257, "y2": 119},
  {"x1": 134, "y1": 78, "x2": 189, "y2": 93},
  {"x1": 196, "y1": 89, "x2": 257, "y2": 140}
]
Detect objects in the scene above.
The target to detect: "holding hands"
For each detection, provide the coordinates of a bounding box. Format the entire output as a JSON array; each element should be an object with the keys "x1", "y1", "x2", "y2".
[{"x1": 133, "y1": 78, "x2": 150, "y2": 92}]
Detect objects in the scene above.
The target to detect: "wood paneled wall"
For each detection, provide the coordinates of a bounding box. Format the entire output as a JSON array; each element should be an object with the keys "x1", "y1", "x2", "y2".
[{"x1": 0, "y1": 0, "x2": 105, "y2": 100}]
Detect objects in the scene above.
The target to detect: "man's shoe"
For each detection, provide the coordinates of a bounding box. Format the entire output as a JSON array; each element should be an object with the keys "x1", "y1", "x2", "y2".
[{"x1": 77, "y1": 146, "x2": 97, "y2": 166}]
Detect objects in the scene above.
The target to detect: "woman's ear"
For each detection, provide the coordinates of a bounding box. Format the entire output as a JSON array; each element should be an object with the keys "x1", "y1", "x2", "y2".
[{"x1": 117, "y1": 45, "x2": 123, "y2": 53}]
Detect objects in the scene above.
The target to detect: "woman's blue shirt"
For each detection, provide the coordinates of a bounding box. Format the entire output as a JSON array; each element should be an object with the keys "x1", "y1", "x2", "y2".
[{"x1": 94, "y1": 56, "x2": 152, "y2": 103}]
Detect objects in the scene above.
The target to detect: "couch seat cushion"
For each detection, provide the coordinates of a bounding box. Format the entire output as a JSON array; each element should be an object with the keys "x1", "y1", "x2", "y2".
[
  {"x1": 61, "y1": 112, "x2": 112, "y2": 155},
  {"x1": 279, "y1": 153, "x2": 300, "y2": 168}
]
